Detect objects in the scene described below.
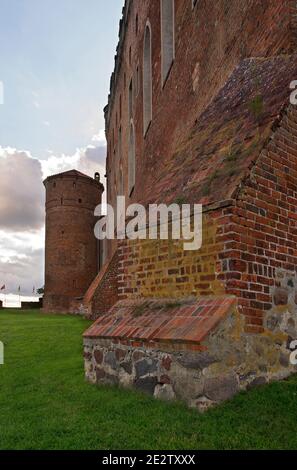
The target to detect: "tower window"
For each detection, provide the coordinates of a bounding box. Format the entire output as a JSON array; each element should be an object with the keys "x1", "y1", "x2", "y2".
[
  {"x1": 143, "y1": 22, "x2": 152, "y2": 135},
  {"x1": 78, "y1": 198, "x2": 82, "y2": 204},
  {"x1": 161, "y1": 0, "x2": 175, "y2": 86}
]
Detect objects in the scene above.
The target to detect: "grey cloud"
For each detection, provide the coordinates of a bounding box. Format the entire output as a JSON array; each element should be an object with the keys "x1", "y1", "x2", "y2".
[
  {"x1": 0, "y1": 150, "x2": 45, "y2": 231},
  {"x1": 0, "y1": 247, "x2": 44, "y2": 294},
  {"x1": 84, "y1": 145, "x2": 106, "y2": 166}
]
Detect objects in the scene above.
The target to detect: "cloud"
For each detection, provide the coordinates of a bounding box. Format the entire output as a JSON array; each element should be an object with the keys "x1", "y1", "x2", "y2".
[
  {"x1": 91, "y1": 129, "x2": 106, "y2": 144},
  {"x1": 0, "y1": 131, "x2": 107, "y2": 295},
  {"x1": 41, "y1": 139, "x2": 106, "y2": 187},
  {"x1": 0, "y1": 229, "x2": 44, "y2": 294},
  {"x1": 0, "y1": 147, "x2": 45, "y2": 232}
]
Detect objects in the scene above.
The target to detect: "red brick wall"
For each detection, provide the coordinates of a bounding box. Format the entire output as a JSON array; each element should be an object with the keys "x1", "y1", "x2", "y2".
[
  {"x1": 116, "y1": 106, "x2": 297, "y2": 333},
  {"x1": 86, "y1": 250, "x2": 119, "y2": 319},
  {"x1": 105, "y1": 1, "x2": 292, "y2": 228},
  {"x1": 220, "y1": 106, "x2": 297, "y2": 333},
  {"x1": 117, "y1": 207, "x2": 228, "y2": 301}
]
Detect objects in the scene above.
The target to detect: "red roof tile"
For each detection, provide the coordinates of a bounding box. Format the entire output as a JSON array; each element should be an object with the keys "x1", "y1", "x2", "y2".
[{"x1": 83, "y1": 296, "x2": 237, "y2": 345}]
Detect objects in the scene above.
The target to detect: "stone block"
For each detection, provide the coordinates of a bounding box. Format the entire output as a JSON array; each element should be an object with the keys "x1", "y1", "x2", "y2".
[
  {"x1": 121, "y1": 360, "x2": 133, "y2": 375},
  {"x1": 104, "y1": 351, "x2": 117, "y2": 370},
  {"x1": 177, "y1": 352, "x2": 217, "y2": 370},
  {"x1": 274, "y1": 288, "x2": 288, "y2": 306},
  {"x1": 154, "y1": 384, "x2": 176, "y2": 401},
  {"x1": 94, "y1": 349, "x2": 104, "y2": 364},
  {"x1": 135, "y1": 377, "x2": 158, "y2": 395},
  {"x1": 247, "y1": 376, "x2": 267, "y2": 390},
  {"x1": 135, "y1": 358, "x2": 158, "y2": 378},
  {"x1": 204, "y1": 374, "x2": 239, "y2": 402}
]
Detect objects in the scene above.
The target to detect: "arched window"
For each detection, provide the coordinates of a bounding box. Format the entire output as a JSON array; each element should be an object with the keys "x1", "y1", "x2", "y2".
[
  {"x1": 143, "y1": 22, "x2": 152, "y2": 135},
  {"x1": 119, "y1": 165, "x2": 124, "y2": 196},
  {"x1": 129, "y1": 79, "x2": 133, "y2": 120},
  {"x1": 161, "y1": 0, "x2": 175, "y2": 85},
  {"x1": 118, "y1": 126, "x2": 122, "y2": 163},
  {"x1": 128, "y1": 121, "x2": 136, "y2": 195}
]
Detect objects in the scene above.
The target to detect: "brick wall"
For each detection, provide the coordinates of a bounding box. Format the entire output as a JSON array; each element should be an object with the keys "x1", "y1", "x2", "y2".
[
  {"x1": 117, "y1": 208, "x2": 227, "y2": 301},
  {"x1": 85, "y1": 250, "x2": 119, "y2": 319},
  {"x1": 105, "y1": 0, "x2": 293, "y2": 230},
  {"x1": 221, "y1": 106, "x2": 297, "y2": 333},
  {"x1": 116, "y1": 105, "x2": 297, "y2": 332}
]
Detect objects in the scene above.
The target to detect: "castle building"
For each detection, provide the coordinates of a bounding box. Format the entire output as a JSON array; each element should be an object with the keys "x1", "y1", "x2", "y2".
[{"x1": 45, "y1": 0, "x2": 297, "y2": 409}]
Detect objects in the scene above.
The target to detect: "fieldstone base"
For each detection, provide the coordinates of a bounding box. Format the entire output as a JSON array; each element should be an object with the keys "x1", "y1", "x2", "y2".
[{"x1": 83, "y1": 292, "x2": 297, "y2": 411}]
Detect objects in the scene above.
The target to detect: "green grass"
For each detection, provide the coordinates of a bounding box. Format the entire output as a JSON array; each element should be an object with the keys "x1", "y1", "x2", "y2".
[{"x1": 1, "y1": 310, "x2": 297, "y2": 450}]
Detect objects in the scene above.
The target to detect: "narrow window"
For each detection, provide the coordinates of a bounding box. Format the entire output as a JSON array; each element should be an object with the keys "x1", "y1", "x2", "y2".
[
  {"x1": 118, "y1": 126, "x2": 122, "y2": 163},
  {"x1": 129, "y1": 79, "x2": 133, "y2": 120},
  {"x1": 128, "y1": 121, "x2": 136, "y2": 195},
  {"x1": 119, "y1": 165, "x2": 124, "y2": 196},
  {"x1": 136, "y1": 65, "x2": 140, "y2": 96},
  {"x1": 136, "y1": 14, "x2": 139, "y2": 35},
  {"x1": 143, "y1": 22, "x2": 152, "y2": 135},
  {"x1": 161, "y1": 0, "x2": 175, "y2": 85}
]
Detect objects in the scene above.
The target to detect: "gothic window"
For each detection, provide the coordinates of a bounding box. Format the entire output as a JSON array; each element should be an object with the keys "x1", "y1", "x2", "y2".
[
  {"x1": 143, "y1": 22, "x2": 152, "y2": 135},
  {"x1": 129, "y1": 78, "x2": 133, "y2": 120},
  {"x1": 119, "y1": 165, "x2": 124, "y2": 196},
  {"x1": 161, "y1": 0, "x2": 175, "y2": 85}
]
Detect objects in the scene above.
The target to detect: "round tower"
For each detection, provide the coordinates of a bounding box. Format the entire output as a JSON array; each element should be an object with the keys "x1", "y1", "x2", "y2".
[{"x1": 43, "y1": 169, "x2": 104, "y2": 313}]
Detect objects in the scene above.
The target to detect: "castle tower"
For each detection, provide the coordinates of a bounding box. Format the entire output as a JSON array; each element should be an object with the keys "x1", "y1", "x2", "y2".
[{"x1": 43, "y1": 170, "x2": 104, "y2": 313}]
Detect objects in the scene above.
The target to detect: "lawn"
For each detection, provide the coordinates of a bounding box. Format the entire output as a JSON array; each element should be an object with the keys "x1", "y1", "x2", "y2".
[{"x1": 0, "y1": 310, "x2": 297, "y2": 450}]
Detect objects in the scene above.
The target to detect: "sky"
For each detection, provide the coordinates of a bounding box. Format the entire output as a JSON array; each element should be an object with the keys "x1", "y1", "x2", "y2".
[{"x1": 0, "y1": 0, "x2": 124, "y2": 298}]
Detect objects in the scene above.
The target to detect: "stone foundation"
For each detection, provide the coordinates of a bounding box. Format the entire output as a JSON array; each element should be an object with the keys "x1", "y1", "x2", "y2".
[{"x1": 83, "y1": 292, "x2": 297, "y2": 411}]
